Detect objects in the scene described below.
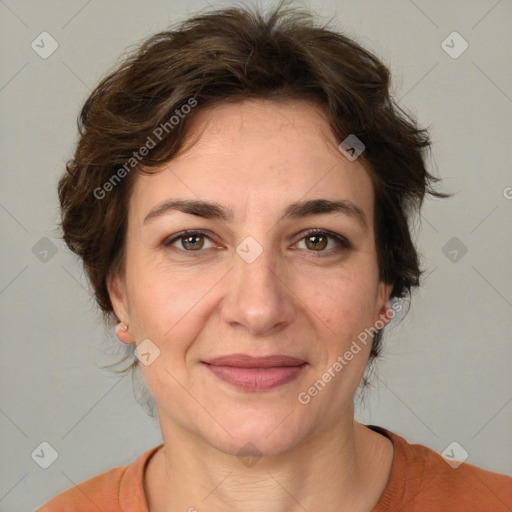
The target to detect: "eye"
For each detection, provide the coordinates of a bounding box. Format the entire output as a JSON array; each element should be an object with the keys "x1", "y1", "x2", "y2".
[
  {"x1": 294, "y1": 229, "x2": 350, "y2": 255},
  {"x1": 163, "y1": 228, "x2": 351, "y2": 257},
  {"x1": 163, "y1": 230, "x2": 216, "y2": 253}
]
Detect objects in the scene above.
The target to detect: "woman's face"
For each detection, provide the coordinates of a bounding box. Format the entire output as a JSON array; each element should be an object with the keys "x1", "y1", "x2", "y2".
[{"x1": 109, "y1": 99, "x2": 392, "y2": 456}]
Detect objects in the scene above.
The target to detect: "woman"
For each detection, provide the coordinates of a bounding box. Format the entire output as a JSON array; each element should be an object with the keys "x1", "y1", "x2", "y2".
[{"x1": 38, "y1": 2, "x2": 512, "y2": 511}]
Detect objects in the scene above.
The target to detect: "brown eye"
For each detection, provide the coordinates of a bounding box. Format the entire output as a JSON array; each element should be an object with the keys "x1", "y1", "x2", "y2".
[
  {"x1": 305, "y1": 233, "x2": 328, "y2": 251},
  {"x1": 181, "y1": 233, "x2": 205, "y2": 251},
  {"x1": 163, "y1": 231, "x2": 216, "y2": 253},
  {"x1": 295, "y1": 229, "x2": 351, "y2": 255}
]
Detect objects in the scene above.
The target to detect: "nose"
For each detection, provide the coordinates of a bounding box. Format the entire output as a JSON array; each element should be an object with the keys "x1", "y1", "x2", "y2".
[{"x1": 220, "y1": 242, "x2": 296, "y2": 336}]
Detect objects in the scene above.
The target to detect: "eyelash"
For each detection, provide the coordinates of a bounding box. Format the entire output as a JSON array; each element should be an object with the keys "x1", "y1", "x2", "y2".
[{"x1": 162, "y1": 228, "x2": 351, "y2": 257}]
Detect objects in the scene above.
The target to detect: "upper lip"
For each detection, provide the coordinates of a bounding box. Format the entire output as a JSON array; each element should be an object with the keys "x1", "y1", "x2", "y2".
[{"x1": 202, "y1": 354, "x2": 306, "y2": 368}]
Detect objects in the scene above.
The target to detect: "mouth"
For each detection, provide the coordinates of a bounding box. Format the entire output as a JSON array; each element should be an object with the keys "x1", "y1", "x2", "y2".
[{"x1": 201, "y1": 354, "x2": 307, "y2": 392}]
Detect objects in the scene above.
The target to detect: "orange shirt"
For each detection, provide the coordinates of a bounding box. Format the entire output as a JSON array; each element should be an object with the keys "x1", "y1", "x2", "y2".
[{"x1": 37, "y1": 426, "x2": 512, "y2": 511}]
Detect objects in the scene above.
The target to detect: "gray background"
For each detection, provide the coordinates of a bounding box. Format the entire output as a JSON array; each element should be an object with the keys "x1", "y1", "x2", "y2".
[{"x1": 1, "y1": 0, "x2": 511, "y2": 510}]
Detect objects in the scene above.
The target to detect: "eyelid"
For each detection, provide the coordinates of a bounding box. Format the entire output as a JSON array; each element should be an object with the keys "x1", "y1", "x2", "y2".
[
  {"x1": 292, "y1": 228, "x2": 351, "y2": 257},
  {"x1": 163, "y1": 230, "x2": 219, "y2": 249},
  {"x1": 294, "y1": 228, "x2": 351, "y2": 248}
]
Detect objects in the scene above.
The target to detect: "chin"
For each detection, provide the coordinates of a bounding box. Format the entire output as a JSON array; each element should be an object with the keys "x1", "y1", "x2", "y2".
[
  {"x1": 201, "y1": 412, "x2": 308, "y2": 458},
  {"x1": 214, "y1": 432, "x2": 302, "y2": 459}
]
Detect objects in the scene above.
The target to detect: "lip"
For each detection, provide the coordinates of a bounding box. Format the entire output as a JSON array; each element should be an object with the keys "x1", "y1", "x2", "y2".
[
  {"x1": 202, "y1": 354, "x2": 307, "y2": 391},
  {"x1": 203, "y1": 354, "x2": 306, "y2": 368}
]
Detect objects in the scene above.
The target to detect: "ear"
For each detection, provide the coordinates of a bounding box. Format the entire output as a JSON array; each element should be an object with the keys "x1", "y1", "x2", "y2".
[
  {"x1": 374, "y1": 281, "x2": 394, "y2": 329},
  {"x1": 107, "y1": 272, "x2": 133, "y2": 343}
]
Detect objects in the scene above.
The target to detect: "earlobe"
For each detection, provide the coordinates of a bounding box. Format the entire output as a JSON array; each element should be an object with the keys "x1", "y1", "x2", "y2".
[
  {"x1": 375, "y1": 281, "x2": 394, "y2": 329},
  {"x1": 115, "y1": 322, "x2": 134, "y2": 344},
  {"x1": 107, "y1": 273, "x2": 133, "y2": 343}
]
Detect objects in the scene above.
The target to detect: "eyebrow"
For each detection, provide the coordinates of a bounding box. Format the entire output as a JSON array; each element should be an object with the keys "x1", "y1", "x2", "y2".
[{"x1": 143, "y1": 198, "x2": 368, "y2": 230}]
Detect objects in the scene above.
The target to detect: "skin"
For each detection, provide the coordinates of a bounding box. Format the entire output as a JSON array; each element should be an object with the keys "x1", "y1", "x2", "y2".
[{"x1": 109, "y1": 99, "x2": 395, "y2": 511}]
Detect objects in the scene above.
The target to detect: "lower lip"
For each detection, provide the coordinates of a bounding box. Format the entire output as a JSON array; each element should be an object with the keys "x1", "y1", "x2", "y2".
[{"x1": 203, "y1": 363, "x2": 307, "y2": 391}]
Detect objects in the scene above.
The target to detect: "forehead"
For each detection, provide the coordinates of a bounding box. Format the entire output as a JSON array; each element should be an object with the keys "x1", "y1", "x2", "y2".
[{"x1": 129, "y1": 99, "x2": 375, "y2": 226}]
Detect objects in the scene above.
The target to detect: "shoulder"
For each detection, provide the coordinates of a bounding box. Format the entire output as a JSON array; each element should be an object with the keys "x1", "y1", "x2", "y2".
[
  {"x1": 36, "y1": 466, "x2": 126, "y2": 511},
  {"x1": 368, "y1": 425, "x2": 512, "y2": 512},
  {"x1": 36, "y1": 444, "x2": 163, "y2": 512}
]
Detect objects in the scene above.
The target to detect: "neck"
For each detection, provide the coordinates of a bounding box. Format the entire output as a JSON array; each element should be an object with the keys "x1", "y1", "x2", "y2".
[{"x1": 144, "y1": 409, "x2": 394, "y2": 512}]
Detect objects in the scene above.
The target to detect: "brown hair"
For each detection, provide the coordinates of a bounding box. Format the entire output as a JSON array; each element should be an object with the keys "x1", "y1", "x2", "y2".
[{"x1": 58, "y1": 1, "x2": 449, "y2": 392}]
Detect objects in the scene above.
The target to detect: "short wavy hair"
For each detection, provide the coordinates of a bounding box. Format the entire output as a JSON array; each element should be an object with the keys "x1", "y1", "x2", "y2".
[{"x1": 58, "y1": 1, "x2": 448, "y2": 402}]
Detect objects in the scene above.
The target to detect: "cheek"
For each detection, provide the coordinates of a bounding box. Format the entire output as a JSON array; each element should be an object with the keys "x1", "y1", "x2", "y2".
[
  {"x1": 125, "y1": 264, "x2": 219, "y2": 352},
  {"x1": 127, "y1": 272, "x2": 210, "y2": 402},
  {"x1": 314, "y1": 268, "x2": 379, "y2": 344},
  {"x1": 312, "y1": 276, "x2": 378, "y2": 383}
]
